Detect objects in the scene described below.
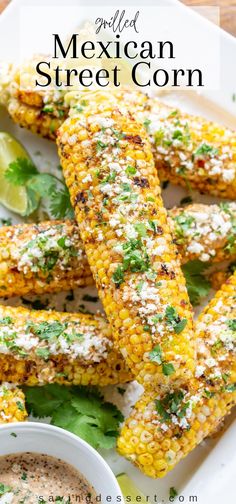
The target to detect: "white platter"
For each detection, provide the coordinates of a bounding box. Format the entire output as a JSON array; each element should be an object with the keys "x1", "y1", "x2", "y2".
[{"x1": 0, "y1": 1, "x2": 235, "y2": 503}]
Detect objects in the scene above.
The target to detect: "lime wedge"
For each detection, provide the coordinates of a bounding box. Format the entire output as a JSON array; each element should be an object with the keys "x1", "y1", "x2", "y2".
[
  {"x1": 0, "y1": 132, "x2": 33, "y2": 215},
  {"x1": 117, "y1": 473, "x2": 147, "y2": 504}
]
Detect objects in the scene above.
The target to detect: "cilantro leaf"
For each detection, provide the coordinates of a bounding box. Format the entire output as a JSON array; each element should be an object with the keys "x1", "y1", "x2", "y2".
[
  {"x1": 23, "y1": 384, "x2": 73, "y2": 417},
  {"x1": 162, "y1": 362, "x2": 175, "y2": 376},
  {"x1": 49, "y1": 187, "x2": 74, "y2": 219},
  {"x1": 169, "y1": 487, "x2": 178, "y2": 500},
  {"x1": 182, "y1": 260, "x2": 211, "y2": 306},
  {"x1": 23, "y1": 385, "x2": 123, "y2": 449},
  {"x1": 149, "y1": 345, "x2": 162, "y2": 364},
  {"x1": 26, "y1": 186, "x2": 40, "y2": 215},
  {"x1": 0, "y1": 483, "x2": 12, "y2": 496},
  {"x1": 29, "y1": 173, "x2": 57, "y2": 196},
  {"x1": 5, "y1": 157, "x2": 38, "y2": 185}
]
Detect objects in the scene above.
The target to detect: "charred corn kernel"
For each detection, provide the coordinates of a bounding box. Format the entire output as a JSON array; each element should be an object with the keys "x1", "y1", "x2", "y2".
[
  {"x1": 0, "y1": 383, "x2": 27, "y2": 423},
  {"x1": 4, "y1": 62, "x2": 236, "y2": 199},
  {"x1": 57, "y1": 93, "x2": 195, "y2": 390},
  {"x1": 117, "y1": 272, "x2": 236, "y2": 478},
  {"x1": 196, "y1": 270, "x2": 236, "y2": 391},
  {"x1": 0, "y1": 220, "x2": 93, "y2": 297},
  {"x1": 0, "y1": 304, "x2": 132, "y2": 386},
  {"x1": 0, "y1": 201, "x2": 234, "y2": 299}
]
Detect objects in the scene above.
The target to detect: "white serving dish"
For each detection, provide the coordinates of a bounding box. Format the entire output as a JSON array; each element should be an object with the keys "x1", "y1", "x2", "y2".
[
  {"x1": 0, "y1": 422, "x2": 123, "y2": 502},
  {"x1": 0, "y1": 1, "x2": 235, "y2": 503}
]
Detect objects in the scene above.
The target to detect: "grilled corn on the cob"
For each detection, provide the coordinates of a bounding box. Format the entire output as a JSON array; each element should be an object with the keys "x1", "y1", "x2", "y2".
[
  {"x1": 57, "y1": 94, "x2": 195, "y2": 389},
  {"x1": 0, "y1": 383, "x2": 27, "y2": 423},
  {"x1": 0, "y1": 202, "x2": 235, "y2": 298},
  {"x1": 0, "y1": 305, "x2": 132, "y2": 386},
  {"x1": 117, "y1": 271, "x2": 236, "y2": 478},
  {"x1": 147, "y1": 98, "x2": 236, "y2": 200},
  {"x1": 0, "y1": 220, "x2": 93, "y2": 297},
  {"x1": 117, "y1": 385, "x2": 236, "y2": 478},
  {"x1": 3, "y1": 60, "x2": 236, "y2": 198}
]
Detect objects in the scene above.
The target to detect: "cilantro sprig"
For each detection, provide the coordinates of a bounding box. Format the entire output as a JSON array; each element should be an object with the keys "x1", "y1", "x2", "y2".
[
  {"x1": 182, "y1": 260, "x2": 211, "y2": 306},
  {"x1": 23, "y1": 384, "x2": 124, "y2": 450},
  {"x1": 5, "y1": 157, "x2": 73, "y2": 219}
]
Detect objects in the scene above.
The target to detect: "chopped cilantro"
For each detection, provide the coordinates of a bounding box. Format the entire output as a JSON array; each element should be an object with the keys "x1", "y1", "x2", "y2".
[
  {"x1": 42, "y1": 105, "x2": 54, "y2": 114},
  {"x1": 29, "y1": 321, "x2": 66, "y2": 340},
  {"x1": 10, "y1": 432, "x2": 17, "y2": 437},
  {"x1": 227, "y1": 319, "x2": 236, "y2": 332},
  {"x1": 224, "y1": 384, "x2": 236, "y2": 392},
  {"x1": 0, "y1": 484, "x2": 12, "y2": 496},
  {"x1": 203, "y1": 389, "x2": 215, "y2": 398},
  {"x1": 156, "y1": 390, "x2": 189, "y2": 423},
  {"x1": 35, "y1": 348, "x2": 50, "y2": 361},
  {"x1": 21, "y1": 472, "x2": 27, "y2": 481},
  {"x1": 182, "y1": 260, "x2": 211, "y2": 306},
  {"x1": 112, "y1": 264, "x2": 125, "y2": 286},
  {"x1": 174, "y1": 213, "x2": 195, "y2": 242},
  {"x1": 165, "y1": 306, "x2": 187, "y2": 334},
  {"x1": 168, "y1": 110, "x2": 179, "y2": 118},
  {"x1": 96, "y1": 140, "x2": 107, "y2": 152},
  {"x1": 154, "y1": 128, "x2": 164, "y2": 145},
  {"x1": 193, "y1": 143, "x2": 219, "y2": 158},
  {"x1": 113, "y1": 239, "x2": 150, "y2": 286},
  {"x1": 0, "y1": 316, "x2": 12, "y2": 324},
  {"x1": 23, "y1": 384, "x2": 124, "y2": 450},
  {"x1": 134, "y1": 222, "x2": 147, "y2": 237},
  {"x1": 162, "y1": 362, "x2": 175, "y2": 376},
  {"x1": 149, "y1": 345, "x2": 162, "y2": 364},
  {"x1": 149, "y1": 345, "x2": 175, "y2": 376},
  {"x1": 0, "y1": 217, "x2": 12, "y2": 226},
  {"x1": 143, "y1": 119, "x2": 151, "y2": 132},
  {"x1": 16, "y1": 401, "x2": 24, "y2": 411},
  {"x1": 125, "y1": 165, "x2": 137, "y2": 176},
  {"x1": 169, "y1": 487, "x2": 178, "y2": 500}
]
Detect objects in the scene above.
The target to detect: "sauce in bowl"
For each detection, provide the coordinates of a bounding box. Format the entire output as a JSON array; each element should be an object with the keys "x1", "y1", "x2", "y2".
[{"x1": 0, "y1": 452, "x2": 97, "y2": 503}]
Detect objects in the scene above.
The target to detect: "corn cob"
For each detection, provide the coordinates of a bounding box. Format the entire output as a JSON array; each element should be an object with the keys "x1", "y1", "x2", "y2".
[
  {"x1": 57, "y1": 93, "x2": 195, "y2": 390},
  {"x1": 117, "y1": 385, "x2": 236, "y2": 478},
  {"x1": 0, "y1": 220, "x2": 93, "y2": 297},
  {"x1": 7, "y1": 98, "x2": 63, "y2": 141},
  {"x1": 0, "y1": 304, "x2": 132, "y2": 386},
  {"x1": 0, "y1": 202, "x2": 235, "y2": 299},
  {"x1": 3, "y1": 58, "x2": 236, "y2": 199},
  {"x1": 0, "y1": 383, "x2": 27, "y2": 423},
  {"x1": 117, "y1": 271, "x2": 236, "y2": 478},
  {"x1": 147, "y1": 98, "x2": 236, "y2": 200}
]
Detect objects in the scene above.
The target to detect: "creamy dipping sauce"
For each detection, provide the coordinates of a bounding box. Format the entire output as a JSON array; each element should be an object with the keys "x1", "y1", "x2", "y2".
[{"x1": 0, "y1": 452, "x2": 97, "y2": 503}]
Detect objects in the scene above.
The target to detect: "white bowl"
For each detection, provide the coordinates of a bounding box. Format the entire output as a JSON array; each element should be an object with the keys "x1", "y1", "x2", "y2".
[{"x1": 0, "y1": 422, "x2": 123, "y2": 503}]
